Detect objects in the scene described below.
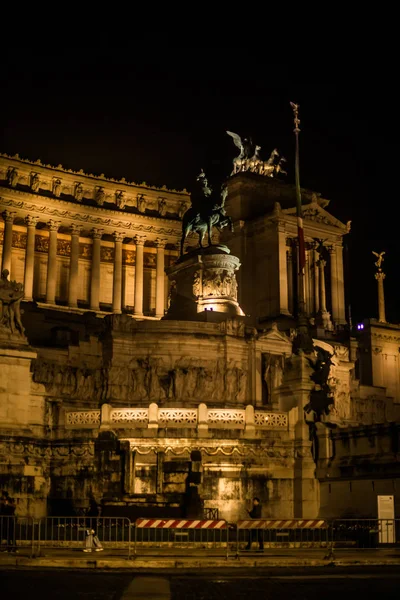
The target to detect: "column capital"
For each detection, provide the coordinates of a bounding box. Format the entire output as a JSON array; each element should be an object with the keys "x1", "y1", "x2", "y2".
[
  {"x1": 113, "y1": 231, "x2": 125, "y2": 243},
  {"x1": 155, "y1": 237, "x2": 167, "y2": 249},
  {"x1": 25, "y1": 215, "x2": 39, "y2": 228},
  {"x1": 134, "y1": 234, "x2": 146, "y2": 246},
  {"x1": 2, "y1": 210, "x2": 16, "y2": 223},
  {"x1": 375, "y1": 271, "x2": 386, "y2": 281},
  {"x1": 327, "y1": 244, "x2": 337, "y2": 255},
  {"x1": 48, "y1": 219, "x2": 61, "y2": 232},
  {"x1": 70, "y1": 224, "x2": 82, "y2": 236},
  {"x1": 317, "y1": 259, "x2": 327, "y2": 268},
  {"x1": 91, "y1": 227, "x2": 104, "y2": 240}
]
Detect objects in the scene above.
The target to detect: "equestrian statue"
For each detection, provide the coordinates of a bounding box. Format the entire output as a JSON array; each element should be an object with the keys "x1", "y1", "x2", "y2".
[{"x1": 180, "y1": 170, "x2": 234, "y2": 257}]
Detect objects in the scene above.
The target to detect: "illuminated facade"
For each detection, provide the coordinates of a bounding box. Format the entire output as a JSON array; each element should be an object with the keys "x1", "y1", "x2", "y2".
[{"x1": 1, "y1": 154, "x2": 399, "y2": 520}]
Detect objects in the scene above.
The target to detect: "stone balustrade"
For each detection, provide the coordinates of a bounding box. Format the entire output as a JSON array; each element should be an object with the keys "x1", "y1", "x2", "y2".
[{"x1": 65, "y1": 403, "x2": 288, "y2": 437}]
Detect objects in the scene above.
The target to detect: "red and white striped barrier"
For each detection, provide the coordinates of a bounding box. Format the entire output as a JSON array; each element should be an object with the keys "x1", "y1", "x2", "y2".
[
  {"x1": 237, "y1": 519, "x2": 327, "y2": 529},
  {"x1": 135, "y1": 518, "x2": 227, "y2": 529}
]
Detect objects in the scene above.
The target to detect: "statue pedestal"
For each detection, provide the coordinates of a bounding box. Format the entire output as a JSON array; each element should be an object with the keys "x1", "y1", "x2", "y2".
[{"x1": 164, "y1": 246, "x2": 245, "y2": 321}]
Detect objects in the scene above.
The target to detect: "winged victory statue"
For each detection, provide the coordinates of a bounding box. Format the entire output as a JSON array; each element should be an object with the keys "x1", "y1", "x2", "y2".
[{"x1": 226, "y1": 131, "x2": 286, "y2": 178}]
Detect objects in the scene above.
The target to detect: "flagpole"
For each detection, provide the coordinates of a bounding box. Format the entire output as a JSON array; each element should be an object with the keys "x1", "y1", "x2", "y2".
[
  {"x1": 290, "y1": 102, "x2": 313, "y2": 354},
  {"x1": 290, "y1": 101, "x2": 306, "y2": 316}
]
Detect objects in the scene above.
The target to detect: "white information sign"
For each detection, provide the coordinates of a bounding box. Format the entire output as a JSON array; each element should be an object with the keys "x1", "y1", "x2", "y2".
[{"x1": 377, "y1": 495, "x2": 395, "y2": 544}]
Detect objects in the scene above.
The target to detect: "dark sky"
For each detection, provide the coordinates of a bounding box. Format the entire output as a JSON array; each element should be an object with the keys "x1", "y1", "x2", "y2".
[{"x1": 1, "y1": 49, "x2": 398, "y2": 325}]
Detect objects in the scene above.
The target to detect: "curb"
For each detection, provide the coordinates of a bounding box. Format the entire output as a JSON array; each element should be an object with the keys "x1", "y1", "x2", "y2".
[{"x1": 0, "y1": 556, "x2": 400, "y2": 570}]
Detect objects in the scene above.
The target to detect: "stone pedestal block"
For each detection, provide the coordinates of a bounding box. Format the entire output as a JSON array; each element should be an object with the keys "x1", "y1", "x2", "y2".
[
  {"x1": 164, "y1": 246, "x2": 244, "y2": 321},
  {"x1": 0, "y1": 345, "x2": 38, "y2": 429}
]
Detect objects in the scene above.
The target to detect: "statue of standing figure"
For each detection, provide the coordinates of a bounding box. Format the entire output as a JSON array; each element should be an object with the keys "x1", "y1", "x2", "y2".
[{"x1": 0, "y1": 269, "x2": 25, "y2": 336}]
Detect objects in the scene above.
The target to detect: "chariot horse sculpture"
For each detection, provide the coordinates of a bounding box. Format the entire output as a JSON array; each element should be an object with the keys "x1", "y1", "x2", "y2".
[{"x1": 180, "y1": 170, "x2": 234, "y2": 257}]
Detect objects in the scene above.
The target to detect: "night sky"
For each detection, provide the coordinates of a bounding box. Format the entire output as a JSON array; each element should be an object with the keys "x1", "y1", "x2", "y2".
[{"x1": 1, "y1": 49, "x2": 398, "y2": 325}]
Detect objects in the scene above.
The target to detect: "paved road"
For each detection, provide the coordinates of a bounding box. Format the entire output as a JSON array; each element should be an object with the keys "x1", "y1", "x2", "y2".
[{"x1": 1, "y1": 567, "x2": 400, "y2": 599}]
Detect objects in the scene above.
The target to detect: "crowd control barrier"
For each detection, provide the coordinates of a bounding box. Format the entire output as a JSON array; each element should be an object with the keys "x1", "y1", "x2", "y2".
[
  {"x1": 330, "y1": 519, "x2": 400, "y2": 553},
  {"x1": 236, "y1": 519, "x2": 329, "y2": 553},
  {"x1": 134, "y1": 518, "x2": 229, "y2": 558},
  {"x1": 34, "y1": 516, "x2": 132, "y2": 558}
]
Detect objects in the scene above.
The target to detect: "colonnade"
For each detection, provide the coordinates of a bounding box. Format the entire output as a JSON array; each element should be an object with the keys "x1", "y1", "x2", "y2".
[
  {"x1": 1, "y1": 211, "x2": 169, "y2": 317},
  {"x1": 286, "y1": 238, "x2": 346, "y2": 326}
]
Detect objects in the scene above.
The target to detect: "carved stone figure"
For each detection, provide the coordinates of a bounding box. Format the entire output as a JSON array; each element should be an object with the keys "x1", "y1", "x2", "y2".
[
  {"x1": 31, "y1": 173, "x2": 40, "y2": 192},
  {"x1": 158, "y1": 198, "x2": 167, "y2": 216},
  {"x1": 180, "y1": 171, "x2": 234, "y2": 256},
  {"x1": 372, "y1": 251, "x2": 385, "y2": 269},
  {"x1": 192, "y1": 271, "x2": 201, "y2": 297},
  {"x1": 53, "y1": 179, "x2": 62, "y2": 197},
  {"x1": 95, "y1": 187, "x2": 105, "y2": 206},
  {"x1": 74, "y1": 183, "x2": 83, "y2": 201},
  {"x1": 116, "y1": 191, "x2": 126, "y2": 209},
  {"x1": 137, "y1": 194, "x2": 146, "y2": 213},
  {"x1": 226, "y1": 131, "x2": 285, "y2": 178},
  {"x1": 7, "y1": 168, "x2": 18, "y2": 187},
  {"x1": 0, "y1": 270, "x2": 26, "y2": 336}
]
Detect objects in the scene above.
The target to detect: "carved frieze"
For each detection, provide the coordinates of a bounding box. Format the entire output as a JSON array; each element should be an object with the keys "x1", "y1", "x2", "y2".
[
  {"x1": 122, "y1": 249, "x2": 136, "y2": 265},
  {"x1": 79, "y1": 243, "x2": 92, "y2": 260},
  {"x1": 144, "y1": 252, "x2": 156, "y2": 268},
  {"x1": 12, "y1": 231, "x2": 27, "y2": 249},
  {"x1": 101, "y1": 246, "x2": 114, "y2": 262},
  {"x1": 193, "y1": 269, "x2": 238, "y2": 300},
  {"x1": 57, "y1": 239, "x2": 71, "y2": 256},
  {"x1": 35, "y1": 235, "x2": 49, "y2": 253}
]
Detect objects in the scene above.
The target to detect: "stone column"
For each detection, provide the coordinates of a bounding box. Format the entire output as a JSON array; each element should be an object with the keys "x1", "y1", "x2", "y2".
[
  {"x1": 90, "y1": 228, "x2": 103, "y2": 311},
  {"x1": 313, "y1": 245, "x2": 320, "y2": 313},
  {"x1": 329, "y1": 245, "x2": 339, "y2": 323},
  {"x1": 45, "y1": 220, "x2": 60, "y2": 304},
  {"x1": 375, "y1": 270, "x2": 386, "y2": 323},
  {"x1": 318, "y1": 259, "x2": 327, "y2": 312},
  {"x1": 287, "y1": 244, "x2": 294, "y2": 315},
  {"x1": 134, "y1": 235, "x2": 146, "y2": 316},
  {"x1": 336, "y1": 243, "x2": 346, "y2": 324},
  {"x1": 316, "y1": 257, "x2": 333, "y2": 331},
  {"x1": 112, "y1": 232, "x2": 124, "y2": 314},
  {"x1": 23, "y1": 215, "x2": 39, "y2": 301},
  {"x1": 1, "y1": 210, "x2": 16, "y2": 275},
  {"x1": 155, "y1": 238, "x2": 167, "y2": 318},
  {"x1": 68, "y1": 224, "x2": 81, "y2": 308},
  {"x1": 278, "y1": 226, "x2": 290, "y2": 315}
]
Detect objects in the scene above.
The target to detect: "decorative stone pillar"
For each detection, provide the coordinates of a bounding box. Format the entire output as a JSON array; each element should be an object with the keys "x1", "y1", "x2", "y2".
[
  {"x1": 336, "y1": 243, "x2": 346, "y2": 324},
  {"x1": 90, "y1": 228, "x2": 103, "y2": 311},
  {"x1": 278, "y1": 225, "x2": 290, "y2": 315},
  {"x1": 244, "y1": 404, "x2": 256, "y2": 439},
  {"x1": 68, "y1": 224, "x2": 81, "y2": 308},
  {"x1": 1, "y1": 210, "x2": 16, "y2": 275},
  {"x1": 329, "y1": 245, "x2": 339, "y2": 324},
  {"x1": 197, "y1": 403, "x2": 209, "y2": 437},
  {"x1": 112, "y1": 232, "x2": 124, "y2": 314},
  {"x1": 45, "y1": 220, "x2": 60, "y2": 304},
  {"x1": 316, "y1": 257, "x2": 333, "y2": 331},
  {"x1": 23, "y1": 215, "x2": 39, "y2": 301},
  {"x1": 287, "y1": 244, "x2": 294, "y2": 315},
  {"x1": 313, "y1": 245, "x2": 320, "y2": 313},
  {"x1": 133, "y1": 235, "x2": 146, "y2": 316},
  {"x1": 155, "y1": 238, "x2": 167, "y2": 318},
  {"x1": 318, "y1": 259, "x2": 327, "y2": 312},
  {"x1": 375, "y1": 270, "x2": 386, "y2": 323}
]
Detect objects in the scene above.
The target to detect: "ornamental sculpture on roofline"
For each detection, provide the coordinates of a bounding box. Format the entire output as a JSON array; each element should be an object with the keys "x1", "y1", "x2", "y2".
[{"x1": 226, "y1": 131, "x2": 287, "y2": 177}]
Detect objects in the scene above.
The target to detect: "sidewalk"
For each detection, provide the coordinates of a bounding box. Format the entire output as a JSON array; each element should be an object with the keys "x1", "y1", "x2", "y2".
[{"x1": 1, "y1": 547, "x2": 400, "y2": 569}]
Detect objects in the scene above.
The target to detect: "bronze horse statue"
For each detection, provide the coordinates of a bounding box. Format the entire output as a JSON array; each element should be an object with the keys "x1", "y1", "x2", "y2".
[{"x1": 180, "y1": 171, "x2": 234, "y2": 256}]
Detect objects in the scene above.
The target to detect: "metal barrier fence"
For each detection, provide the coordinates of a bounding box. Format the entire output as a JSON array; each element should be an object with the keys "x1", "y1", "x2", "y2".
[
  {"x1": 2, "y1": 516, "x2": 400, "y2": 559},
  {"x1": 330, "y1": 519, "x2": 400, "y2": 552},
  {"x1": 35, "y1": 517, "x2": 132, "y2": 558},
  {"x1": 236, "y1": 519, "x2": 329, "y2": 553},
  {"x1": 134, "y1": 518, "x2": 229, "y2": 558},
  {"x1": 0, "y1": 516, "x2": 36, "y2": 555}
]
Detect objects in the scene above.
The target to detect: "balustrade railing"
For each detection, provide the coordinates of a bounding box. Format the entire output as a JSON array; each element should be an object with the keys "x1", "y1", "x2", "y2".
[{"x1": 65, "y1": 403, "x2": 288, "y2": 435}]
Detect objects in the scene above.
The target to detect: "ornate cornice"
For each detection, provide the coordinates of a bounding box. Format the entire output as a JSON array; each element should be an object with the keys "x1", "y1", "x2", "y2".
[
  {"x1": 0, "y1": 193, "x2": 182, "y2": 238},
  {"x1": 0, "y1": 153, "x2": 188, "y2": 195}
]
